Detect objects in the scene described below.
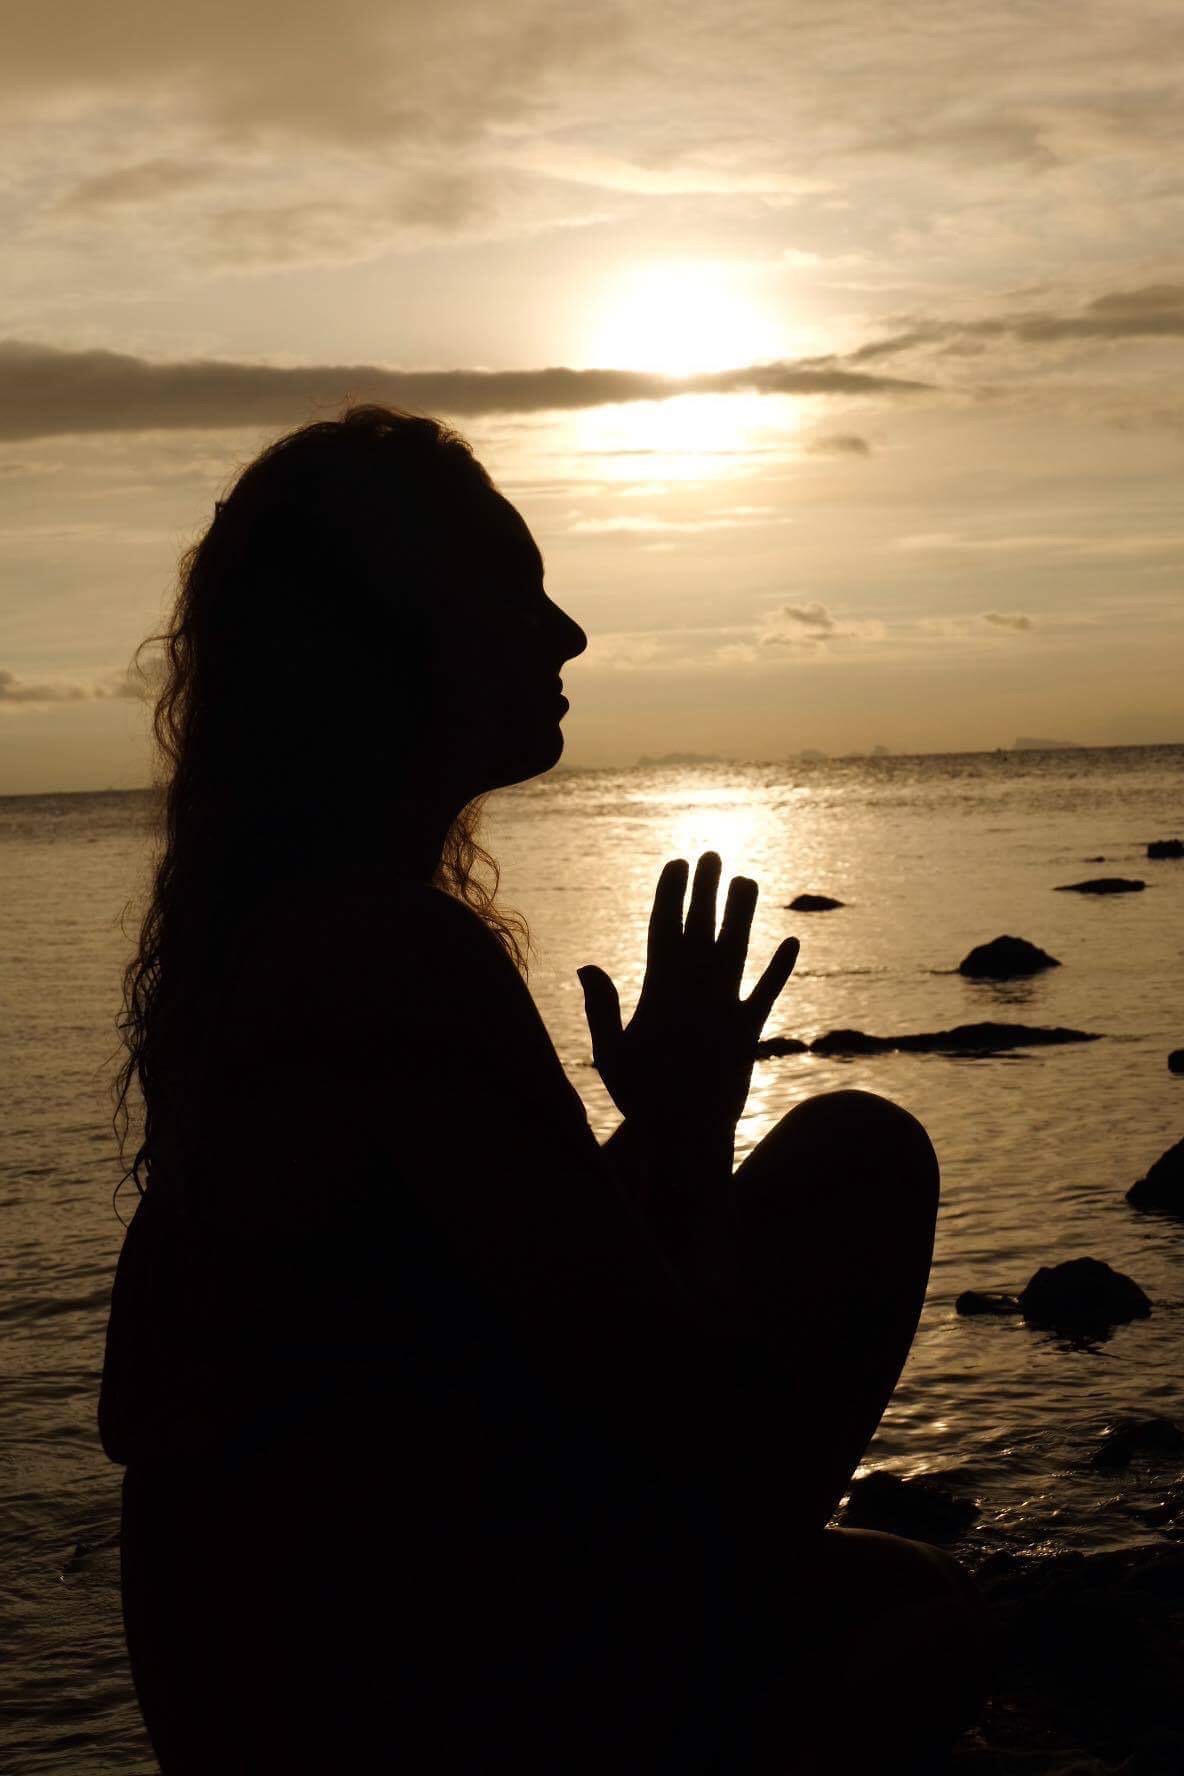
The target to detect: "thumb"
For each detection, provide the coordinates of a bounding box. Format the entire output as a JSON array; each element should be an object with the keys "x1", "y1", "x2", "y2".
[{"x1": 576, "y1": 966, "x2": 622, "y2": 1064}]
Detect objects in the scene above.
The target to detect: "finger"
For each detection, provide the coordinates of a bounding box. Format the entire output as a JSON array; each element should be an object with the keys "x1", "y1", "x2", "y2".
[
  {"x1": 646, "y1": 858, "x2": 689, "y2": 981},
  {"x1": 684, "y1": 851, "x2": 722, "y2": 948},
  {"x1": 717, "y1": 875, "x2": 758, "y2": 991},
  {"x1": 743, "y1": 936, "x2": 800, "y2": 1035},
  {"x1": 577, "y1": 966, "x2": 623, "y2": 1065}
]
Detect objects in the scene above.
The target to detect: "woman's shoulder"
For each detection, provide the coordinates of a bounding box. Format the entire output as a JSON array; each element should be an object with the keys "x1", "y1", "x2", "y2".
[{"x1": 228, "y1": 872, "x2": 529, "y2": 1055}]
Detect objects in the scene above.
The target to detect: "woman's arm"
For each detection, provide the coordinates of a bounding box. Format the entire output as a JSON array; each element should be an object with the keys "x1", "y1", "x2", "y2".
[{"x1": 320, "y1": 880, "x2": 747, "y2": 1479}]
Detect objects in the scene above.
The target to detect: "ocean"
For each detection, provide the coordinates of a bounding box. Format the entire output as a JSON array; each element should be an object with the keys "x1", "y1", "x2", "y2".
[{"x1": 2, "y1": 744, "x2": 1182, "y2": 1772}]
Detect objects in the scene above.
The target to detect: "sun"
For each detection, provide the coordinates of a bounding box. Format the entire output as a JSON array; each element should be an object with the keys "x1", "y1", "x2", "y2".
[{"x1": 585, "y1": 259, "x2": 786, "y2": 377}]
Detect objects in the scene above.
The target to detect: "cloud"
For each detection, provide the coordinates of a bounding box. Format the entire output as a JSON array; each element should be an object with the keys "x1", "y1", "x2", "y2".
[
  {"x1": 0, "y1": 666, "x2": 145, "y2": 706},
  {"x1": 777, "y1": 601, "x2": 836, "y2": 632},
  {"x1": 57, "y1": 158, "x2": 220, "y2": 211},
  {"x1": 982, "y1": 610, "x2": 1034, "y2": 630},
  {"x1": 807, "y1": 433, "x2": 872, "y2": 455},
  {"x1": 0, "y1": 341, "x2": 928, "y2": 442},
  {"x1": 848, "y1": 285, "x2": 1184, "y2": 367},
  {"x1": 759, "y1": 603, "x2": 886, "y2": 648},
  {"x1": 897, "y1": 529, "x2": 1184, "y2": 562},
  {"x1": 0, "y1": 668, "x2": 88, "y2": 704},
  {"x1": 3, "y1": 0, "x2": 631, "y2": 151}
]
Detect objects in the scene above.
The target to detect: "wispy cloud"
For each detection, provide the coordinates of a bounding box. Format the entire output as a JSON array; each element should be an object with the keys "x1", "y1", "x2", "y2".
[
  {"x1": 982, "y1": 609, "x2": 1034, "y2": 630},
  {"x1": 56, "y1": 157, "x2": 222, "y2": 211},
  {"x1": 0, "y1": 666, "x2": 144, "y2": 707},
  {"x1": 848, "y1": 285, "x2": 1184, "y2": 366},
  {"x1": 563, "y1": 507, "x2": 793, "y2": 535},
  {"x1": 760, "y1": 603, "x2": 887, "y2": 647}
]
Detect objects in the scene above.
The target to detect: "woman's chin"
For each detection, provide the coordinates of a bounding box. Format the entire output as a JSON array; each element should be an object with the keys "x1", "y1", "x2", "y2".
[{"x1": 490, "y1": 726, "x2": 566, "y2": 790}]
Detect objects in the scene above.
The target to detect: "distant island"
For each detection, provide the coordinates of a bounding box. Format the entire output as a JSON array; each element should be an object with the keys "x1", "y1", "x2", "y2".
[
  {"x1": 636, "y1": 751, "x2": 728, "y2": 766},
  {"x1": 1012, "y1": 737, "x2": 1081, "y2": 751}
]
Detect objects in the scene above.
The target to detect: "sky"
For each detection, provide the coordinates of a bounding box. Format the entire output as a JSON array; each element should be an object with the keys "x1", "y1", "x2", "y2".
[{"x1": 2, "y1": 0, "x2": 1183, "y2": 791}]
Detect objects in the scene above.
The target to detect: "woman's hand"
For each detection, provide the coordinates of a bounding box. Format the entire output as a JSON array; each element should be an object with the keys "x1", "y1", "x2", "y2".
[{"x1": 578, "y1": 852, "x2": 799, "y2": 1140}]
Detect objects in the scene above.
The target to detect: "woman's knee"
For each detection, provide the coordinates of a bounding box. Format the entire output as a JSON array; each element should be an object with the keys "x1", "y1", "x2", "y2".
[{"x1": 744, "y1": 1088, "x2": 939, "y2": 1220}]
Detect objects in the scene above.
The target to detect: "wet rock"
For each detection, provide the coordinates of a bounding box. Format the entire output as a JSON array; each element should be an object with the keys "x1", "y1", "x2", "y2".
[
  {"x1": 1019, "y1": 1257, "x2": 1151, "y2": 1335},
  {"x1": 841, "y1": 1470, "x2": 980, "y2": 1543},
  {"x1": 808, "y1": 1022, "x2": 1099, "y2": 1057},
  {"x1": 753, "y1": 1036, "x2": 809, "y2": 1059},
  {"x1": 958, "y1": 935, "x2": 1061, "y2": 979},
  {"x1": 810, "y1": 1027, "x2": 894, "y2": 1054},
  {"x1": 1126, "y1": 1136, "x2": 1184, "y2": 1214},
  {"x1": 1054, "y1": 876, "x2": 1145, "y2": 894},
  {"x1": 956, "y1": 1289, "x2": 1021, "y2": 1317},
  {"x1": 1148, "y1": 838, "x2": 1184, "y2": 859},
  {"x1": 785, "y1": 892, "x2": 844, "y2": 911},
  {"x1": 1169, "y1": 1050, "x2": 1184, "y2": 1076},
  {"x1": 953, "y1": 1545, "x2": 1184, "y2": 1775},
  {"x1": 1089, "y1": 1416, "x2": 1184, "y2": 1471}
]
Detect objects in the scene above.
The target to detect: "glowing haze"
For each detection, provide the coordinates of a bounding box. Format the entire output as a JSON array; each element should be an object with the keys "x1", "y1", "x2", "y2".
[{"x1": 2, "y1": 0, "x2": 1182, "y2": 790}]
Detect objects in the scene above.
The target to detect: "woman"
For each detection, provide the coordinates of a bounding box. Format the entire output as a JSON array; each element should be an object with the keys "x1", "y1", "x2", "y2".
[{"x1": 101, "y1": 405, "x2": 987, "y2": 1773}]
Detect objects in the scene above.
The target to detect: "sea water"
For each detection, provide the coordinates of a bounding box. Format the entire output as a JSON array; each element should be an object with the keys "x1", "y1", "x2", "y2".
[{"x1": 2, "y1": 745, "x2": 1182, "y2": 1771}]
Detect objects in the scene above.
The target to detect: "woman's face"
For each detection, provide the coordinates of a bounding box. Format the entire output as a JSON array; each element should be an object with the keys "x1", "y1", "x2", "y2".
[{"x1": 421, "y1": 487, "x2": 588, "y2": 797}]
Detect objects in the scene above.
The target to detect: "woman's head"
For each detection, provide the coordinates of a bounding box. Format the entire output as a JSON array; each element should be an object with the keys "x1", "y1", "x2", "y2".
[
  {"x1": 114, "y1": 404, "x2": 584, "y2": 1198},
  {"x1": 175, "y1": 405, "x2": 585, "y2": 835}
]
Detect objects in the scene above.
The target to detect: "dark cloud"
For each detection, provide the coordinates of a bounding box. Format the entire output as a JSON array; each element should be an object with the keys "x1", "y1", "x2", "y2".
[
  {"x1": 848, "y1": 285, "x2": 1184, "y2": 365},
  {"x1": 982, "y1": 610, "x2": 1034, "y2": 630},
  {"x1": 778, "y1": 601, "x2": 835, "y2": 631},
  {"x1": 808, "y1": 433, "x2": 872, "y2": 455},
  {"x1": 0, "y1": 341, "x2": 928, "y2": 442}
]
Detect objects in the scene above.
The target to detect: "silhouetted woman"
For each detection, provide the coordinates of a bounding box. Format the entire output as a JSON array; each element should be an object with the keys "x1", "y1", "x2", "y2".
[{"x1": 100, "y1": 406, "x2": 986, "y2": 1773}]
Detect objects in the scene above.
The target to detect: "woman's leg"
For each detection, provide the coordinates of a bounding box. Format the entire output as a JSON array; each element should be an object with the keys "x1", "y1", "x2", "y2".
[
  {"x1": 730, "y1": 1087, "x2": 940, "y2": 1532},
  {"x1": 745, "y1": 1525, "x2": 994, "y2": 1774},
  {"x1": 718, "y1": 1090, "x2": 991, "y2": 1768}
]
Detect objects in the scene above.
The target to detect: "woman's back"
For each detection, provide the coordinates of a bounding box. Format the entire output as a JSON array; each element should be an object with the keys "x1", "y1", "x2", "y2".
[{"x1": 104, "y1": 876, "x2": 734, "y2": 1772}]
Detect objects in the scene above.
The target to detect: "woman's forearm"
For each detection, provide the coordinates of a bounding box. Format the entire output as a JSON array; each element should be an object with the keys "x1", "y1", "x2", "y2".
[{"x1": 601, "y1": 1115, "x2": 739, "y2": 1306}]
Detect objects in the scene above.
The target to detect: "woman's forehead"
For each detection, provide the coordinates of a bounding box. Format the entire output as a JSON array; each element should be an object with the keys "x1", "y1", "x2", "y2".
[{"x1": 476, "y1": 491, "x2": 544, "y2": 577}]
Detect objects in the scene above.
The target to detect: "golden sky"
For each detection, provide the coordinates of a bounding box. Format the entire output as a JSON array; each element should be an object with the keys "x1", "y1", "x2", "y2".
[{"x1": 2, "y1": 0, "x2": 1183, "y2": 790}]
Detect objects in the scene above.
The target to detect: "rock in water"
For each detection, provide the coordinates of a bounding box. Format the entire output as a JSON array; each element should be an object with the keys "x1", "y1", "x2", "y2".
[
  {"x1": 956, "y1": 1289, "x2": 1021, "y2": 1316},
  {"x1": 958, "y1": 935, "x2": 1061, "y2": 978},
  {"x1": 809, "y1": 1027, "x2": 894, "y2": 1054},
  {"x1": 753, "y1": 1036, "x2": 809, "y2": 1059},
  {"x1": 1147, "y1": 838, "x2": 1184, "y2": 859},
  {"x1": 1019, "y1": 1258, "x2": 1151, "y2": 1334},
  {"x1": 1089, "y1": 1416, "x2": 1184, "y2": 1471},
  {"x1": 1169, "y1": 1050, "x2": 1184, "y2": 1076},
  {"x1": 807, "y1": 1022, "x2": 1098, "y2": 1056},
  {"x1": 1054, "y1": 877, "x2": 1145, "y2": 894},
  {"x1": 1126, "y1": 1136, "x2": 1184, "y2": 1214},
  {"x1": 785, "y1": 893, "x2": 844, "y2": 912},
  {"x1": 842, "y1": 1471, "x2": 980, "y2": 1543}
]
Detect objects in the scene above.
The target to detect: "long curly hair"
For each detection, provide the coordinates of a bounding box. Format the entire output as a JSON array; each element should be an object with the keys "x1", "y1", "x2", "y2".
[{"x1": 113, "y1": 404, "x2": 529, "y2": 1214}]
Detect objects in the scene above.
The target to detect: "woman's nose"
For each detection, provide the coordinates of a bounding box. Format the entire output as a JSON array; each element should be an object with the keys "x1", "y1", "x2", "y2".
[{"x1": 554, "y1": 603, "x2": 588, "y2": 663}]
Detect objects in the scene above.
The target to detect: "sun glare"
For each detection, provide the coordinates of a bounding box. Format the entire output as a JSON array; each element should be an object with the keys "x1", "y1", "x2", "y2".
[
  {"x1": 586, "y1": 260, "x2": 787, "y2": 377},
  {"x1": 563, "y1": 391, "x2": 798, "y2": 483}
]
